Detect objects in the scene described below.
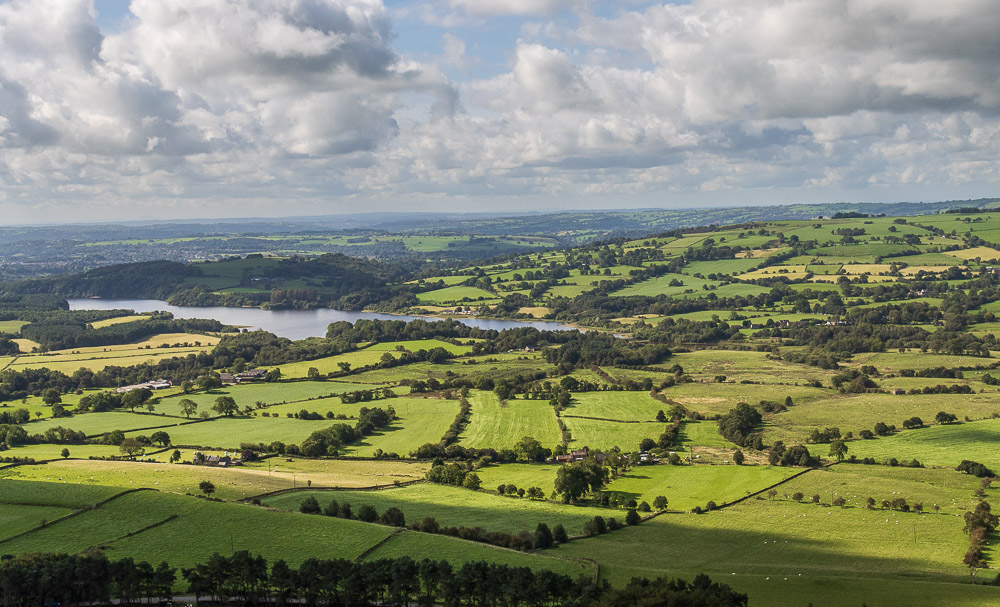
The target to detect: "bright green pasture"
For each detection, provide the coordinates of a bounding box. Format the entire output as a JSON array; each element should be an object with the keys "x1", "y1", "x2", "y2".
[
  {"x1": 366, "y1": 339, "x2": 472, "y2": 355},
  {"x1": 415, "y1": 286, "x2": 498, "y2": 304},
  {"x1": 563, "y1": 418, "x2": 665, "y2": 451},
  {"x1": 264, "y1": 483, "x2": 613, "y2": 536},
  {"x1": 125, "y1": 416, "x2": 330, "y2": 449},
  {"x1": 348, "y1": 353, "x2": 551, "y2": 385},
  {"x1": 0, "y1": 458, "x2": 429, "y2": 501},
  {"x1": 664, "y1": 382, "x2": 832, "y2": 416},
  {"x1": 0, "y1": 481, "x2": 587, "y2": 581},
  {"x1": 0, "y1": 503, "x2": 73, "y2": 540},
  {"x1": 362, "y1": 531, "x2": 589, "y2": 578},
  {"x1": 559, "y1": 498, "x2": 986, "y2": 606},
  {"x1": 475, "y1": 464, "x2": 563, "y2": 495},
  {"x1": 0, "y1": 489, "x2": 391, "y2": 570},
  {"x1": 0, "y1": 320, "x2": 27, "y2": 334},
  {"x1": 22, "y1": 411, "x2": 178, "y2": 437},
  {"x1": 603, "y1": 465, "x2": 795, "y2": 511},
  {"x1": 778, "y1": 465, "x2": 986, "y2": 515},
  {"x1": 565, "y1": 391, "x2": 665, "y2": 421},
  {"x1": 459, "y1": 392, "x2": 562, "y2": 450},
  {"x1": 677, "y1": 420, "x2": 739, "y2": 449},
  {"x1": 667, "y1": 350, "x2": 837, "y2": 385},
  {"x1": 263, "y1": 348, "x2": 391, "y2": 378},
  {"x1": 682, "y1": 259, "x2": 761, "y2": 276},
  {"x1": 0, "y1": 478, "x2": 123, "y2": 508},
  {"x1": 341, "y1": 398, "x2": 458, "y2": 457},
  {"x1": 611, "y1": 273, "x2": 719, "y2": 297},
  {"x1": 89, "y1": 315, "x2": 149, "y2": 328},
  {"x1": 158, "y1": 381, "x2": 365, "y2": 416},
  {"x1": 847, "y1": 351, "x2": 998, "y2": 372},
  {"x1": 0, "y1": 388, "x2": 112, "y2": 420},
  {"x1": 3, "y1": 443, "x2": 123, "y2": 461},
  {"x1": 847, "y1": 418, "x2": 1000, "y2": 469},
  {"x1": 765, "y1": 392, "x2": 1000, "y2": 444}
]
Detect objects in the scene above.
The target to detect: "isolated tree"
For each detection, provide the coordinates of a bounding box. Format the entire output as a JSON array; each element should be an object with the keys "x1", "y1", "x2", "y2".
[
  {"x1": 199, "y1": 480, "x2": 215, "y2": 496},
  {"x1": 833, "y1": 496, "x2": 846, "y2": 507},
  {"x1": 828, "y1": 440, "x2": 848, "y2": 461},
  {"x1": 380, "y1": 507, "x2": 406, "y2": 527},
  {"x1": 553, "y1": 523, "x2": 569, "y2": 544},
  {"x1": 213, "y1": 395, "x2": 238, "y2": 417},
  {"x1": 732, "y1": 449, "x2": 745, "y2": 465},
  {"x1": 169, "y1": 449, "x2": 181, "y2": 464},
  {"x1": 122, "y1": 388, "x2": 152, "y2": 412},
  {"x1": 357, "y1": 505, "x2": 378, "y2": 523},
  {"x1": 150, "y1": 431, "x2": 171, "y2": 447},
  {"x1": 179, "y1": 399, "x2": 198, "y2": 418},
  {"x1": 42, "y1": 388, "x2": 62, "y2": 406},
  {"x1": 935, "y1": 411, "x2": 958, "y2": 425},
  {"x1": 307, "y1": 367, "x2": 321, "y2": 380},
  {"x1": 462, "y1": 472, "x2": 481, "y2": 490},
  {"x1": 655, "y1": 410, "x2": 667, "y2": 422},
  {"x1": 60, "y1": 448, "x2": 70, "y2": 459},
  {"x1": 299, "y1": 497, "x2": 321, "y2": 514},
  {"x1": 197, "y1": 375, "x2": 221, "y2": 391},
  {"x1": 792, "y1": 492, "x2": 804, "y2": 502},
  {"x1": 625, "y1": 509, "x2": 641, "y2": 526},
  {"x1": 337, "y1": 362, "x2": 351, "y2": 373},
  {"x1": 119, "y1": 438, "x2": 145, "y2": 458},
  {"x1": 514, "y1": 436, "x2": 545, "y2": 462},
  {"x1": 653, "y1": 495, "x2": 668, "y2": 510},
  {"x1": 534, "y1": 522, "x2": 554, "y2": 549}
]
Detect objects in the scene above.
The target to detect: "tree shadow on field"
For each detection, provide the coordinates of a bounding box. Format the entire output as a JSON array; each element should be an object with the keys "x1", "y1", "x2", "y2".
[{"x1": 558, "y1": 506, "x2": 973, "y2": 587}]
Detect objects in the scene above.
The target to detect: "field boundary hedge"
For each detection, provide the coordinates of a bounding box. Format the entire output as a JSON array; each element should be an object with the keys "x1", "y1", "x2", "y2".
[
  {"x1": 353, "y1": 528, "x2": 404, "y2": 562},
  {"x1": 712, "y1": 464, "x2": 832, "y2": 511},
  {"x1": 89, "y1": 513, "x2": 179, "y2": 551},
  {"x1": 561, "y1": 414, "x2": 653, "y2": 424},
  {"x1": 243, "y1": 479, "x2": 426, "y2": 502},
  {"x1": 0, "y1": 487, "x2": 157, "y2": 547}
]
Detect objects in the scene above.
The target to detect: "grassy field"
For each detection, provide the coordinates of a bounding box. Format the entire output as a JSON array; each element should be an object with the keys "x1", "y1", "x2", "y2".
[
  {"x1": 0, "y1": 480, "x2": 588, "y2": 582},
  {"x1": 563, "y1": 418, "x2": 665, "y2": 451},
  {"x1": 765, "y1": 392, "x2": 1000, "y2": 444},
  {"x1": 475, "y1": 464, "x2": 563, "y2": 495},
  {"x1": 846, "y1": 418, "x2": 1000, "y2": 469},
  {"x1": 558, "y1": 498, "x2": 989, "y2": 606},
  {"x1": 459, "y1": 392, "x2": 562, "y2": 450},
  {"x1": 667, "y1": 350, "x2": 837, "y2": 385},
  {"x1": 263, "y1": 348, "x2": 393, "y2": 378},
  {"x1": 366, "y1": 339, "x2": 473, "y2": 355},
  {"x1": 612, "y1": 273, "x2": 722, "y2": 298},
  {"x1": 564, "y1": 391, "x2": 665, "y2": 421},
  {"x1": 0, "y1": 319, "x2": 28, "y2": 334},
  {"x1": 23, "y1": 411, "x2": 180, "y2": 437},
  {"x1": 847, "y1": 351, "x2": 999, "y2": 372},
  {"x1": 778, "y1": 465, "x2": 987, "y2": 515},
  {"x1": 361, "y1": 531, "x2": 590, "y2": 577},
  {"x1": 665, "y1": 381, "x2": 832, "y2": 416},
  {"x1": 415, "y1": 286, "x2": 499, "y2": 304},
  {"x1": 0, "y1": 457, "x2": 430, "y2": 501},
  {"x1": 156, "y1": 381, "x2": 376, "y2": 416},
  {"x1": 264, "y1": 483, "x2": 615, "y2": 536},
  {"x1": 603, "y1": 464, "x2": 796, "y2": 511},
  {"x1": 7, "y1": 333, "x2": 220, "y2": 374},
  {"x1": 341, "y1": 397, "x2": 458, "y2": 457},
  {"x1": 677, "y1": 420, "x2": 740, "y2": 449},
  {"x1": 122, "y1": 416, "x2": 331, "y2": 449},
  {"x1": 89, "y1": 315, "x2": 150, "y2": 328}
]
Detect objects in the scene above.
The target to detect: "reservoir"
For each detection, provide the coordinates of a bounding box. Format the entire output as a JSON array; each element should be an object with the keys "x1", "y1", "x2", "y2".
[{"x1": 67, "y1": 298, "x2": 577, "y2": 341}]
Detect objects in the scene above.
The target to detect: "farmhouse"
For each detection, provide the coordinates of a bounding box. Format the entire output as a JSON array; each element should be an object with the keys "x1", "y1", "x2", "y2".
[
  {"x1": 235, "y1": 369, "x2": 268, "y2": 381},
  {"x1": 115, "y1": 379, "x2": 172, "y2": 393}
]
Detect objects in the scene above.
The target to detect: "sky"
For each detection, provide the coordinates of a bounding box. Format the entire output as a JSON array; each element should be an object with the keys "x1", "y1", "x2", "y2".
[{"x1": 0, "y1": 0, "x2": 998, "y2": 224}]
